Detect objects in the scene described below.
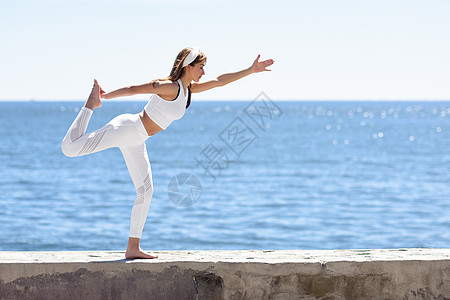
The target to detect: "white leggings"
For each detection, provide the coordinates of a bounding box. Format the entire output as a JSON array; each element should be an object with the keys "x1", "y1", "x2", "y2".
[{"x1": 61, "y1": 107, "x2": 152, "y2": 238}]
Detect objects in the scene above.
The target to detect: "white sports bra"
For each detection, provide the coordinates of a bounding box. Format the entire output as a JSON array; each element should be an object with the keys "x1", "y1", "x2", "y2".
[{"x1": 144, "y1": 79, "x2": 189, "y2": 130}]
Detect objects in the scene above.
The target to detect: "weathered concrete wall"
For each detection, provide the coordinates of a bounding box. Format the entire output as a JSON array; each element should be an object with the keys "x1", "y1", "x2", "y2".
[{"x1": 0, "y1": 249, "x2": 449, "y2": 300}]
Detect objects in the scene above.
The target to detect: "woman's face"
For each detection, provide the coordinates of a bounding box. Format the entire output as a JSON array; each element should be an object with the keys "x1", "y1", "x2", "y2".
[{"x1": 189, "y1": 61, "x2": 206, "y2": 82}]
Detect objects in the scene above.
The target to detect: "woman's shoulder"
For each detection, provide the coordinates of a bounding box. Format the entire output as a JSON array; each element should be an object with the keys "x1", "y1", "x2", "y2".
[{"x1": 150, "y1": 79, "x2": 179, "y2": 94}]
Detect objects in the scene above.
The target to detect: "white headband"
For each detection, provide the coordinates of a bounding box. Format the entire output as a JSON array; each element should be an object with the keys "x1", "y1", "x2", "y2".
[{"x1": 182, "y1": 48, "x2": 200, "y2": 68}]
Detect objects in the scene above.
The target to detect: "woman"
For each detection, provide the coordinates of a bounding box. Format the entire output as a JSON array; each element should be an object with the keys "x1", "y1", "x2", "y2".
[{"x1": 61, "y1": 47, "x2": 274, "y2": 259}]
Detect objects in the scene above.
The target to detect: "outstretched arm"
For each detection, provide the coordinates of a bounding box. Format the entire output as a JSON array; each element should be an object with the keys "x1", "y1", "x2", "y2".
[
  {"x1": 101, "y1": 80, "x2": 175, "y2": 100},
  {"x1": 190, "y1": 55, "x2": 274, "y2": 93}
]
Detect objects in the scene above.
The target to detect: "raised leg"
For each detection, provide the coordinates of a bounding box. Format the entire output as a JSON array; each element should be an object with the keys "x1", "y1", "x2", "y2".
[{"x1": 61, "y1": 79, "x2": 111, "y2": 157}]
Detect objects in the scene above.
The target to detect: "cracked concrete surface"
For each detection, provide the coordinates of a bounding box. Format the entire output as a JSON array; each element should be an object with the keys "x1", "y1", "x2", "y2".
[{"x1": 0, "y1": 248, "x2": 449, "y2": 299}]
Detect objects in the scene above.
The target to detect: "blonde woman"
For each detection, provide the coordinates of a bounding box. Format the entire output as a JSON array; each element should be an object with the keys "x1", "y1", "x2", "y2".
[{"x1": 61, "y1": 48, "x2": 274, "y2": 259}]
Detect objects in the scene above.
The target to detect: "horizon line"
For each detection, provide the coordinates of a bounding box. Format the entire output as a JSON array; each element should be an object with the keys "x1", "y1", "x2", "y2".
[{"x1": 1, "y1": 99, "x2": 450, "y2": 102}]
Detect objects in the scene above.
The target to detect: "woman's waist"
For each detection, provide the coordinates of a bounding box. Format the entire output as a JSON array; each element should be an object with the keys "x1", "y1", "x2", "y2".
[{"x1": 139, "y1": 110, "x2": 163, "y2": 137}]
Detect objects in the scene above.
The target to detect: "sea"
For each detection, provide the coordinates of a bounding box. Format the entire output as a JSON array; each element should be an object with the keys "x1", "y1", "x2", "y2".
[{"x1": 0, "y1": 99, "x2": 449, "y2": 251}]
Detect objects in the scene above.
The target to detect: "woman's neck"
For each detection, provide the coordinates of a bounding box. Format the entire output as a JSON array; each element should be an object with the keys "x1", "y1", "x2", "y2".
[{"x1": 179, "y1": 75, "x2": 192, "y2": 92}]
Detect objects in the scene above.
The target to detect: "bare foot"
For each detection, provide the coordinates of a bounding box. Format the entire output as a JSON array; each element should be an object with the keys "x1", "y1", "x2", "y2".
[
  {"x1": 84, "y1": 79, "x2": 102, "y2": 110},
  {"x1": 125, "y1": 248, "x2": 158, "y2": 259}
]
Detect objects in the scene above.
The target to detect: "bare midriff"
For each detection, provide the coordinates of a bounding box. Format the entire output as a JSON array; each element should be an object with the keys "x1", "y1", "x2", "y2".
[{"x1": 139, "y1": 110, "x2": 163, "y2": 137}]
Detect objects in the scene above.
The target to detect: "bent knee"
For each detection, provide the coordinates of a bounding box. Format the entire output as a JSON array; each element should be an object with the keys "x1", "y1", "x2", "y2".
[{"x1": 61, "y1": 140, "x2": 78, "y2": 157}]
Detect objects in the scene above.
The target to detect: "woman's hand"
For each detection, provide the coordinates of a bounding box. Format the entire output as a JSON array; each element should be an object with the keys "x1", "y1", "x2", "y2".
[
  {"x1": 97, "y1": 83, "x2": 106, "y2": 98},
  {"x1": 251, "y1": 54, "x2": 274, "y2": 73},
  {"x1": 101, "y1": 92, "x2": 111, "y2": 99}
]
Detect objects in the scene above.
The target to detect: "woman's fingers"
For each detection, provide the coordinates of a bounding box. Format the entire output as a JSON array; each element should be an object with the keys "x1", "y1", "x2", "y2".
[
  {"x1": 252, "y1": 55, "x2": 274, "y2": 72},
  {"x1": 259, "y1": 59, "x2": 273, "y2": 71}
]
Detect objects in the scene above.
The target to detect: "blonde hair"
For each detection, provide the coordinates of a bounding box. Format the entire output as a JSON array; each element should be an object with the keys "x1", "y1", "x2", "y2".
[{"x1": 152, "y1": 48, "x2": 206, "y2": 108}]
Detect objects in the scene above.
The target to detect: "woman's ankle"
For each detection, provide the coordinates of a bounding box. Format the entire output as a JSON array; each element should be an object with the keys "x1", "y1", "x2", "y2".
[{"x1": 127, "y1": 237, "x2": 141, "y2": 250}]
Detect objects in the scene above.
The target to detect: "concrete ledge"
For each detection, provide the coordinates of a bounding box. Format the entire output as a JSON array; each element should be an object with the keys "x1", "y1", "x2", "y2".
[{"x1": 1, "y1": 248, "x2": 449, "y2": 299}]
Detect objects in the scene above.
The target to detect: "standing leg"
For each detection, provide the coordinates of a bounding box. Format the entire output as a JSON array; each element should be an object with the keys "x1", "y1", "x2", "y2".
[{"x1": 120, "y1": 143, "x2": 158, "y2": 259}]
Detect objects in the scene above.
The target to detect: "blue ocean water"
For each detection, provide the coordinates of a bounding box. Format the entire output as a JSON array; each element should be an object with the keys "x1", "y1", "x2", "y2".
[{"x1": 0, "y1": 100, "x2": 449, "y2": 251}]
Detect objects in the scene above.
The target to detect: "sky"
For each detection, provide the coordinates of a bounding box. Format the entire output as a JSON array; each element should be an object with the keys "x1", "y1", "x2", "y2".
[{"x1": 0, "y1": 0, "x2": 449, "y2": 101}]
